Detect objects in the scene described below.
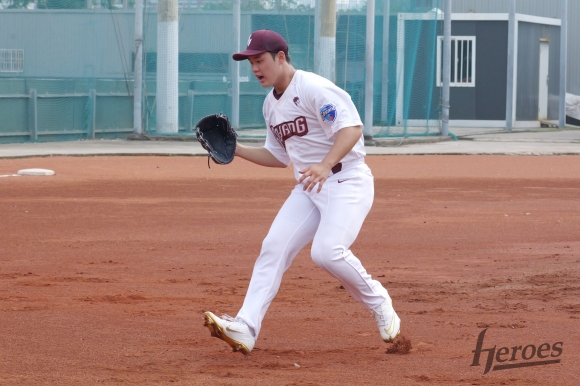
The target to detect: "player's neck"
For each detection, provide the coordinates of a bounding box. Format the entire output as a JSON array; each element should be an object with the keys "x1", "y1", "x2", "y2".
[{"x1": 273, "y1": 65, "x2": 296, "y2": 95}]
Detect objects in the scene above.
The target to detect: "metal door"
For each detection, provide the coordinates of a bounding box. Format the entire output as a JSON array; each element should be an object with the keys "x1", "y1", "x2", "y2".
[{"x1": 538, "y1": 40, "x2": 550, "y2": 120}]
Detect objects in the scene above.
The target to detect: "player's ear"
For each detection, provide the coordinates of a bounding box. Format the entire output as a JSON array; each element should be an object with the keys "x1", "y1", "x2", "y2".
[{"x1": 276, "y1": 51, "x2": 285, "y2": 64}]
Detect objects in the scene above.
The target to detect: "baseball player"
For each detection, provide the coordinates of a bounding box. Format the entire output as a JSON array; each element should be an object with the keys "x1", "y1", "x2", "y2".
[{"x1": 203, "y1": 29, "x2": 400, "y2": 354}]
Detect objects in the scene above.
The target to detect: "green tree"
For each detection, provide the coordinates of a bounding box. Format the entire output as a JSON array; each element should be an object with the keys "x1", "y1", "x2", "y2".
[
  {"x1": 100, "y1": 0, "x2": 116, "y2": 9},
  {"x1": 202, "y1": 0, "x2": 232, "y2": 11},
  {"x1": 202, "y1": 0, "x2": 269, "y2": 11},
  {"x1": 37, "y1": 0, "x2": 86, "y2": 9},
  {"x1": 4, "y1": 0, "x2": 34, "y2": 8},
  {"x1": 242, "y1": 0, "x2": 269, "y2": 11},
  {"x1": 278, "y1": 0, "x2": 313, "y2": 12}
]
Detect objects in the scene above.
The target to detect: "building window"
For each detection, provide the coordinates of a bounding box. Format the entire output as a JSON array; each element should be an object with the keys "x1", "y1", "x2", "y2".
[
  {"x1": 437, "y1": 36, "x2": 476, "y2": 87},
  {"x1": 0, "y1": 49, "x2": 24, "y2": 73}
]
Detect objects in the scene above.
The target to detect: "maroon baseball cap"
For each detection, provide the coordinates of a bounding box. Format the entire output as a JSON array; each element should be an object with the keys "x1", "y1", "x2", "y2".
[{"x1": 232, "y1": 29, "x2": 288, "y2": 61}]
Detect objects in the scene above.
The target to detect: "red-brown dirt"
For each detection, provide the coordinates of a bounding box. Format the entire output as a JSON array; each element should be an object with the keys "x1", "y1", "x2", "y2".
[{"x1": 0, "y1": 155, "x2": 579, "y2": 385}]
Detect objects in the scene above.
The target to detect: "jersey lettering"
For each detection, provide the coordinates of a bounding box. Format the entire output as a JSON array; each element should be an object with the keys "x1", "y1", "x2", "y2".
[{"x1": 270, "y1": 116, "x2": 309, "y2": 148}]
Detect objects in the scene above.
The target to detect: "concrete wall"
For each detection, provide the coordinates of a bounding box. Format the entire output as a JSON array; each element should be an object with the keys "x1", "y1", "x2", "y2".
[
  {"x1": 0, "y1": 10, "x2": 253, "y2": 81},
  {"x1": 0, "y1": 10, "x2": 134, "y2": 79}
]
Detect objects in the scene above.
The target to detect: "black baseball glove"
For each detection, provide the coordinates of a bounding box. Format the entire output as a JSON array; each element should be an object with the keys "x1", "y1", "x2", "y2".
[{"x1": 195, "y1": 113, "x2": 237, "y2": 167}]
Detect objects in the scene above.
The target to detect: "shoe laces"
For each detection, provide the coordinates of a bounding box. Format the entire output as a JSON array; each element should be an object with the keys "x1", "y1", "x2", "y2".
[
  {"x1": 221, "y1": 314, "x2": 236, "y2": 322},
  {"x1": 221, "y1": 314, "x2": 248, "y2": 329},
  {"x1": 371, "y1": 302, "x2": 391, "y2": 326}
]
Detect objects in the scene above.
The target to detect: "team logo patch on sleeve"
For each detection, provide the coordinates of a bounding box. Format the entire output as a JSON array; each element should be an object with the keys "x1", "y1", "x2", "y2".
[{"x1": 320, "y1": 104, "x2": 337, "y2": 122}]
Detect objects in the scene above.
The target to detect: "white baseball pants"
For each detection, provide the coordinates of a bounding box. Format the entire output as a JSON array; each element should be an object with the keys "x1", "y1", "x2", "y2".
[{"x1": 236, "y1": 163, "x2": 390, "y2": 338}]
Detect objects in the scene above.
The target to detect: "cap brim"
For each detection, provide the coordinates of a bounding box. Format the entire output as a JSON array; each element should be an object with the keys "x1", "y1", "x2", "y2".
[{"x1": 232, "y1": 49, "x2": 268, "y2": 61}]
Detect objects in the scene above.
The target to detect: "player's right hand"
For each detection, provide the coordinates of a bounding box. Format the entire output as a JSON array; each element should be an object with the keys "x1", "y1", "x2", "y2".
[{"x1": 298, "y1": 163, "x2": 331, "y2": 193}]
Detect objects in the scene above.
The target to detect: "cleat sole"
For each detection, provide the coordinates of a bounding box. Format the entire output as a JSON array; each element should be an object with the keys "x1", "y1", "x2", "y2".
[
  {"x1": 203, "y1": 312, "x2": 251, "y2": 355},
  {"x1": 383, "y1": 329, "x2": 401, "y2": 343}
]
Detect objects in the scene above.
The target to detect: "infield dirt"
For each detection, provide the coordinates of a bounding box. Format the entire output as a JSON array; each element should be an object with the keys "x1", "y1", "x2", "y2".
[{"x1": 1, "y1": 155, "x2": 579, "y2": 385}]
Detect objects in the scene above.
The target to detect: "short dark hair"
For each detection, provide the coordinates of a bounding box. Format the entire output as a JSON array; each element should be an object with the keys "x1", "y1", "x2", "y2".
[{"x1": 269, "y1": 51, "x2": 291, "y2": 64}]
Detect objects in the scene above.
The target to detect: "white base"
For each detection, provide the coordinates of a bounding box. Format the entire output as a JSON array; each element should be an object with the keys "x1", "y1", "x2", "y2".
[{"x1": 17, "y1": 168, "x2": 55, "y2": 176}]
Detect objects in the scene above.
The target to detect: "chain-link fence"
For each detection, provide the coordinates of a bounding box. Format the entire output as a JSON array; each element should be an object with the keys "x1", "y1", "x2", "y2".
[{"x1": 0, "y1": 0, "x2": 443, "y2": 143}]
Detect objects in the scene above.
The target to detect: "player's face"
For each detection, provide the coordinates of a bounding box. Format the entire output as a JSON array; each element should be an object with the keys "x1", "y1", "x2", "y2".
[{"x1": 248, "y1": 52, "x2": 280, "y2": 88}]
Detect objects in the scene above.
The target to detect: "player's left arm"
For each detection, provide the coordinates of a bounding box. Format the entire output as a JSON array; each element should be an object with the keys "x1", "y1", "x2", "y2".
[{"x1": 298, "y1": 125, "x2": 362, "y2": 193}]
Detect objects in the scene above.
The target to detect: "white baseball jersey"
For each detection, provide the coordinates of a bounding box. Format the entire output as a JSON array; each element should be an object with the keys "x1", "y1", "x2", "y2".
[
  {"x1": 235, "y1": 69, "x2": 393, "y2": 340},
  {"x1": 263, "y1": 70, "x2": 365, "y2": 179}
]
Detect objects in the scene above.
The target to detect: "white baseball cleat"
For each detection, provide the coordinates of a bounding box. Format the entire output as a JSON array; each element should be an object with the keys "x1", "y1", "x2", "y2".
[
  {"x1": 371, "y1": 299, "x2": 401, "y2": 343},
  {"x1": 203, "y1": 311, "x2": 255, "y2": 355}
]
